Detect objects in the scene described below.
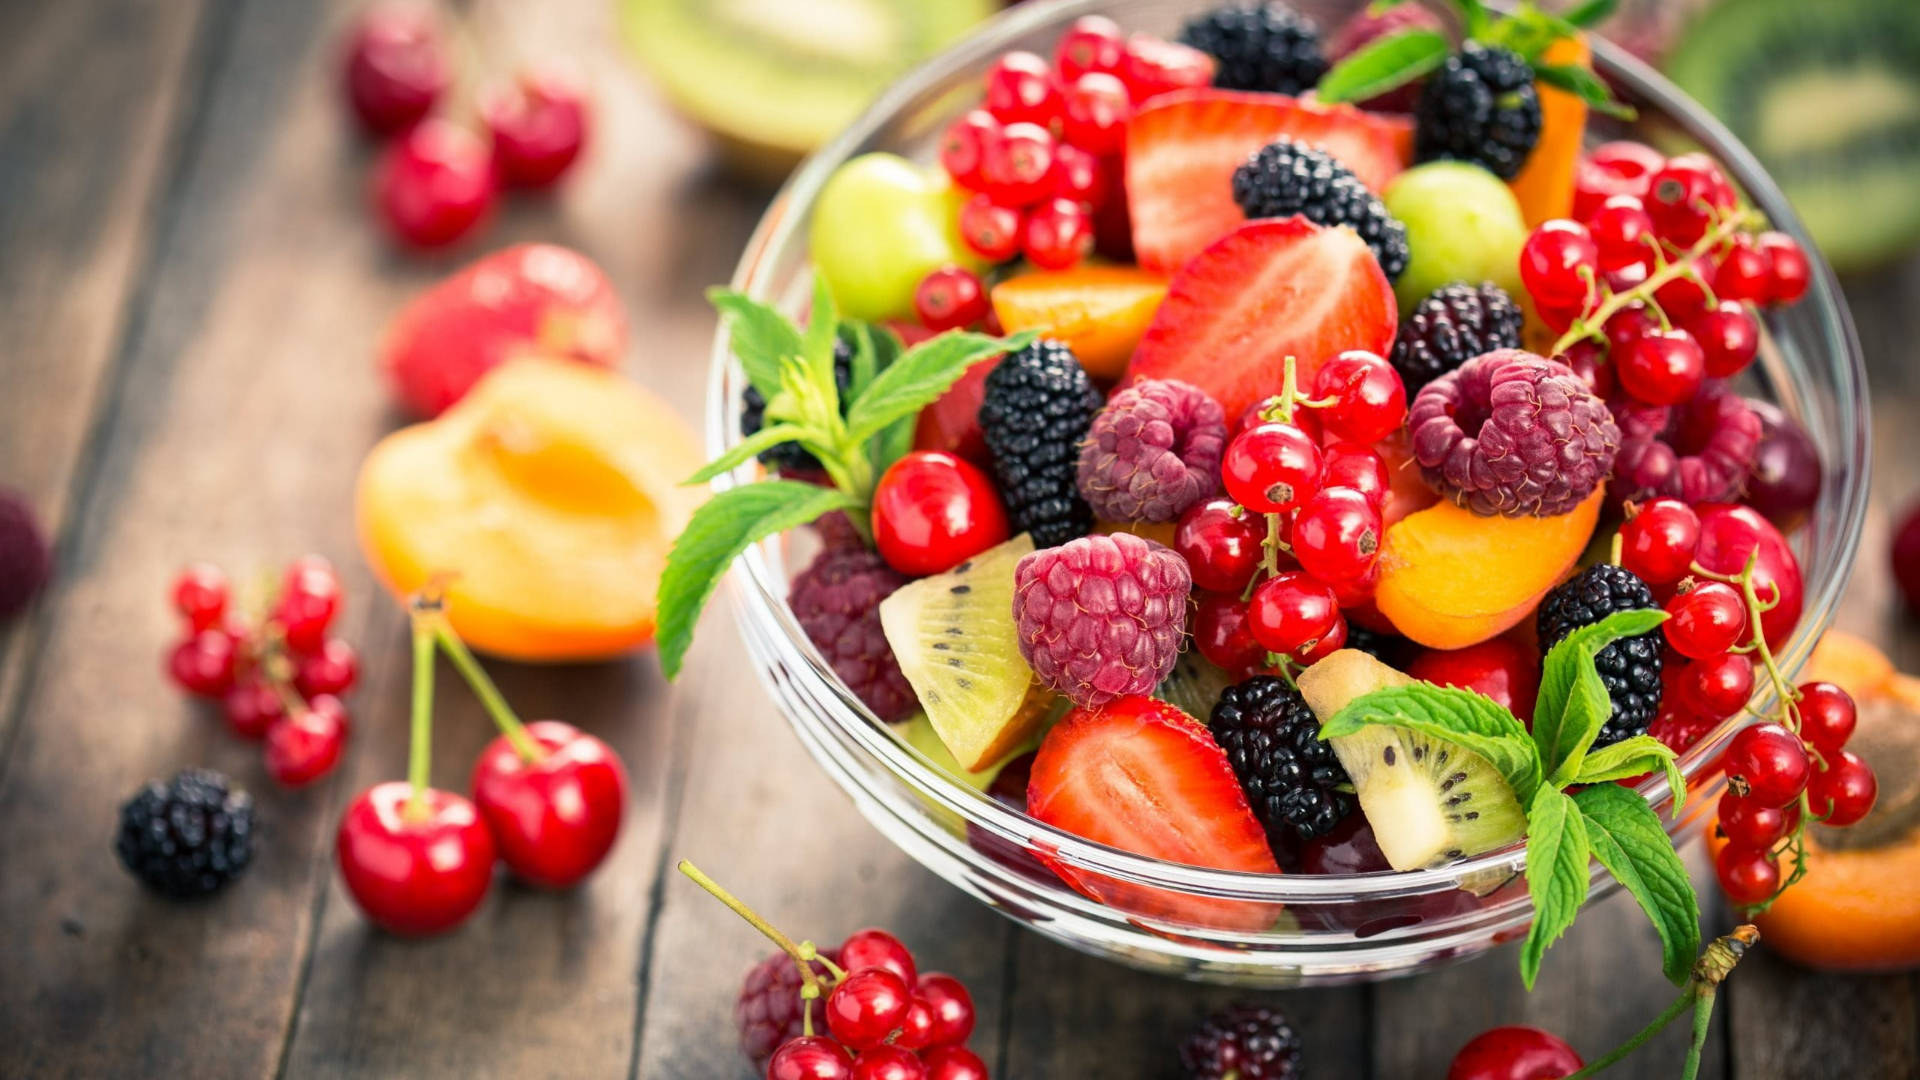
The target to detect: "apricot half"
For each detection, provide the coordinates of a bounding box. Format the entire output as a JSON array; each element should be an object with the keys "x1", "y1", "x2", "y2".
[
  {"x1": 990, "y1": 264, "x2": 1167, "y2": 380},
  {"x1": 1373, "y1": 488, "x2": 1603, "y2": 650},
  {"x1": 357, "y1": 358, "x2": 704, "y2": 661}
]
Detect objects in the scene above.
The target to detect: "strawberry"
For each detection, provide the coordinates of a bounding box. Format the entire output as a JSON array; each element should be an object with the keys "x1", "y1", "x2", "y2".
[
  {"x1": 382, "y1": 244, "x2": 627, "y2": 417},
  {"x1": 1027, "y1": 696, "x2": 1282, "y2": 930},
  {"x1": 1124, "y1": 89, "x2": 1413, "y2": 273},
  {"x1": 1126, "y1": 218, "x2": 1398, "y2": 423}
]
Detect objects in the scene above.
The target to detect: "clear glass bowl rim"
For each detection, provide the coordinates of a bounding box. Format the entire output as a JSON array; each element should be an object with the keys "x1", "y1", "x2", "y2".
[{"x1": 704, "y1": 0, "x2": 1871, "y2": 905}]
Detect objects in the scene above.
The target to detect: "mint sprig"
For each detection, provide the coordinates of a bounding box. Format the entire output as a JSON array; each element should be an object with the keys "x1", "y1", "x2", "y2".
[
  {"x1": 1320, "y1": 606, "x2": 1696, "y2": 989},
  {"x1": 656, "y1": 285, "x2": 1032, "y2": 678}
]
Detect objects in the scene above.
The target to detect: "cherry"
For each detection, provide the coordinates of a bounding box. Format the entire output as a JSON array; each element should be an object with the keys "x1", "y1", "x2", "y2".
[
  {"x1": 265, "y1": 696, "x2": 349, "y2": 787},
  {"x1": 223, "y1": 679, "x2": 286, "y2": 739},
  {"x1": 769, "y1": 1036, "x2": 856, "y2": 1080},
  {"x1": 295, "y1": 637, "x2": 360, "y2": 697},
  {"x1": 978, "y1": 121, "x2": 1054, "y2": 207},
  {"x1": 916, "y1": 973, "x2": 975, "y2": 1047},
  {"x1": 1446, "y1": 1026, "x2": 1584, "y2": 1080},
  {"x1": 1714, "y1": 843, "x2": 1781, "y2": 907},
  {"x1": 1193, "y1": 592, "x2": 1266, "y2": 674},
  {"x1": 1645, "y1": 154, "x2": 1728, "y2": 245},
  {"x1": 921, "y1": 1045, "x2": 989, "y2": 1080},
  {"x1": 1223, "y1": 422, "x2": 1322, "y2": 514},
  {"x1": 913, "y1": 267, "x2": 990, "y2": 332},
  {"x1": 825, "y1": 968, "x2": 913, "y2": 1050},
  {"x1": 983, "y1": 51, "x2": 1061, "y2": 127},
  {"x1": 1054, "y1": 15, "x2": 1125, "y2": 80},
  {"x1": 1061, "y1": 72, "x2": 1131, "y2": 156},
  {"x1": 1717, "y1": 790, "x2": 1795, "y2": 850},
  {"x1": 1619, "y1": 497, "x2": 1699, "y2": 587},
  {"x1": 1292, "y1": 487, "x2": 1381, "y2": 584},
  {"x1": 1714, "y1": 237, "x2": 1770, "y2": 303},
  {"x1": 1807, "y1": 750, "x2": 1877, "y2": 826},
  {"x1": 480, "y1": 67, "x2": 588, "y2": 189},
  {"x1": 1020, "y1": 197, "x2": 1093, "y2": 270},
  {"x1": 957, "y1": 194, "x2": 1021, "y2": 263},
  {"x1": 470, "y1": 719, "x2": 627, "y2": 887},
  {"x1": 336, "y1": 781, "x2": 496, "y2": 936},
  {"x1": 1175, "y1": 498, "x2": 1262, "y2": 594},
  {"x1": 1686, "y1": 300, "x2": 1759, "y2": 379},
  {"x1": 871, "y1": 451, "x2": 1011, "y2": 577},
  {"x1": 1754, "y1": 231, "x2": 1810, "y2": 305},
  {"x1": 342, "y1": 5, "x2": 448, "y2": 136},
  {"x1": 1679, "y1": 651, "x2": 1754, "y2": 720},
  {"x1": 1795, "y1": 681, "x2": 1857, "y2": 755},
  {"x1": 1725, "y1": 722, "x2": 1810, "y2": 807},
  {"x1": 373, "y1": 119, "x2": 496, "y2": 249},
  {"x1": 1248, "y1": 571, "x2": 1339, "y2": 657},
  {"x1": 1318, "y1": 443, "x2": 1388, "y2": 507},
  {"x1": 1118, "y1": 35, "x2": 1214, "y2": 103},
  {"x1": 1617, "y1": 329, "x2": 1705, "y2": 406},
  {"x1": 1587, "y1": 194, "x2": 1655, "y2": 273},
  {"x1": 276, "y1": 556, "x2": 343, "y2": 652},
  {"x1": 1664, "y1": 581, "x2": 1747, "y2": 659},
  {"x1": 1312, "y1": 350, "x2": 1407, "y2": 444},
  {"x1": 172, "y1": 563, "x2": 230, "y2": 631},
  {"x1": 840, "y1": 928, "x2": 917, "y2": 987},
  {"x1": 1406, "y1": 638, "x2": 1541, "y2": 723},
  {"x1": 1047, "y1": 143, "x2": 1104, "y2": 208},
  {"x1": 1746, "y1": 400, "x2": 1822, "y2": 525},
  {"x1": 852, "y1": 1045, "x2": 927, "y2": 1080},
  {"x1": 167, "y1": 629, "x2": 239, "y2": 698},
  {"x1": 1573, "y1": 140, "x2": 1663, "y2": 221},
  {"x1": 940, "y1": 110, "x2": 1003, "y2": 191},
  {"x1": 1519, "y1": 220, "x2": 1599, "y2": 309},
  {"x1": 1694, "y1": 504, "x2": 1802, "y2": 647}
]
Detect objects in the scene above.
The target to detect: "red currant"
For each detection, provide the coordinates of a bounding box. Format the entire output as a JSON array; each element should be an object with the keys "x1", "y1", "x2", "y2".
[
  {"x1": 295, "y1": 637, "x2": 360, "y2": 697},
  {"x1": 1680, "y1": 652, "x2": 1754, "y2": 720},
  {"x1": 1587, "y1": 194, "x2": 1656, "y2": 273},
  {"x1": 1686, "y1": 300, "x2": 1759, "y2": 378},
  {"x1": 1248, "y1": 571, "x2": 1339, "y2": 656},
  {"x1": 890, "y1": 997, "x2": 937, "y2": 1051},
  {"x1": 913, "y1": 267, "x2": 990, "y2": 332},
  {"x1": 1795, "y1": 681, "x2": 1857, "y2": 755},
  {"x1": 1222, "y1": 422, "x2": 1322, "y2": 514},
  {"x1": 1293, "y1": 488, "x2": 1381, "y2": 584},
  {"x1": 922, "y1": 1045, "x2": 989, "y2": 1080},
  {"x1": 940, "y1": 110, "x2": 1003, "y2": 190},
  {"x1": 277, "y1": 556, "x2": 342, "y2": 652},
  {"x1": 1617, "y1": 329, "x2": 1705, "y2": 406},
  {"x1": 1717, "y1": 790, "x2": 1795, "y2": 850},
  {"x1": 769, "y1": 1036, "x2": 856, "y2": 1080},
  {"x1": 1061, "y1": 72, "x2": 1131, "y2": 156},
  {"x1": 1713, "y1": 237, "x2": 1770, "y2": 303},
  {"x1": 983, "y1": 51, "x2": 1062, "y2": 127},
  {"x1": 1312, "y1": 350, "x2": 1407, "y2": 444},
  {"x1": 1715, "y1": 843, "x2": 1781, "y2": 907},
  {"x1": 978, "y1": 122, "x2": 1054, "y2": 207},
  {"x1": 1573, "y1": 140, "x2": 1663, "y2": 220},
  {"x1": 1619, "y1": 498, "x2": 1699, "y2": 586},
  {"x1": 1652, "y1": 259, "x2": 1717, "y2": 324},
  {"x1": 852, "y1": 1045, "x2": 927, "y2": 1080},
  {"x1": 957, "y1": 194, "x2": 1021, "y2": 263},
  {"x1": 1193, "y1": 592, "x2": 1265, "y2": 674},
  {"x1": 1175, "y1": 498, "x2": 1262, "y2": 594},
  {"x1": 1294, "y1": 614, "x2": 1349, "y2": 665},
  {"x1": 1318, "y1": 443, "x2": 1389, "y2": 507},
  {"x1": 1726, "y1": 722, "x2": 1811, "y2": 807},
  {"x1": 1560, "y1": 340, "x2": 1613, "y2": 399},
  {"x1": 223, "y1": 679, "x2": 286, "y2": 740},
  {"x1": 373, "y1": 119, "x2": 496, "y2": 249},
  {"x1": 167, "y1": 629, "x2": 239, "y2": 698},
  {"x1": 479, "y1": 66, "x2": 588, "y2": 189},
  {"x1": 871, "y1": 451, "x2": 1010, "y2": 577},
  {"x1": 1807, "y1": 750, "x2": 1877, "y2": 827},
  {"x1": 171, "y1": 563, "x2": 230, "y2": 631},
  {"x1": 1054, "y1": 15, "x2": 1125, "y2": 80},
  {"x1": 1664, "y1": 581, "x2": 1747, "y2": 659},
  {"x1": 342, "y1": 5, "x2": 449, "y2": 136},
  {"x1": 1754, "y1": 231, "x2": 1810, "y2": 305},
  {"x1": 825, "y1": 968, "x2": 913, "y2": 1050},
  {"x1": 1695, "y1": 505, "x2": 1802, "y2": 648},
  {"x1": 1602, "y1": 302, "x2": 1661, "y2": 353},
  {"x1": 1645, "y1": 154, "x2": 1728, "y2": 245},
  {"x1": 839, "y1": 928, "x2": 916, "y2": 987},
  {"x1": 1047, "y1": 143, "x2": 1104, "y2": 208},
  {"x1": 1519, "y1": 220, "x2": 1599, "y2": 309},
  {"x1": 265, "y1": 697, "x2": 348, "y2": 787},
  {"x1": 1325, "y1": 561, "x2": 1380, "y2": 608},
  {"x1": 1446, "y1": 1026, "x2": 1584, "y2": 1080},
  {"x1": 916, "y1": 973, "x2": 975, "y2": 1047},
  {"x1": 1117, "y1": 34, "x2": 1213, "y2": 103},
  {"x1": 1021, "y1": 197, "x2": 1093, "y2": 270}
]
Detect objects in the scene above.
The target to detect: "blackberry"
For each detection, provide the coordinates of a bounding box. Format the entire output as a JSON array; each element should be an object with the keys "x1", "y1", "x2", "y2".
[
  {"x1": 1536, "y1": 564, "x2": 1665, "y2": 748},
  {"x1": 1415, "y1": 43, "x2": 1543, "y2": 180},
  {"x1": 1389, "y1": 282, "x2": 1525, "y2": 392},
  {"x1": 739, "y1": 337, "x2": 853, "y2": 473},
  {"x1": 979, "y1": 339, "x2": 1102, "y2": 548},
  {"x1": 1180, "y1": 1001, "x2": 1304, "y2": 1080},
  {"x1": 1232, "y1": 139, "x2": 1409, "y2": 280},
  {"x1": 1345, "y1": 623, "x2": 1408, "y2": 668},
  {"x1": 114, "y1": 768, "x2": 255, "y2": 898},
  {"x1": 1179, "y1": 2, "x2": 1328, "y2": 96},
  {"x1": 1210, "y1": 675, "x2": 1354, "y2": 843}
]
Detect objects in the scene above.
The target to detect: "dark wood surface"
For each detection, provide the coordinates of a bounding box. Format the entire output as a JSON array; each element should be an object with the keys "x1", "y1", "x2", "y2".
[{"x1": 1, "y1": 1, "x2": 1915, "y2": 1076}]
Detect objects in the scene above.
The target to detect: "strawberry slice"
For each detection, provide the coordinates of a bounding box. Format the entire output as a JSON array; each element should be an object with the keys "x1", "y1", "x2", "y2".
[
  {"x1": 1027, "y1": 696, "x2": 1281, "y2": 930},
  {"x1": 1125, "y1": 89, "x2": 1413, "y2": 273},
  {"x1": 1126, "y1": 217, "x2": 1398, "y2": 423}
]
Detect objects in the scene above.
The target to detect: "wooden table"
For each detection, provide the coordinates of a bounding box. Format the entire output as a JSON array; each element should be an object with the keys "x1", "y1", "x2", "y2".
[{"x1": 2, "y1": 2, "x2": 1916, "y2": 1076}]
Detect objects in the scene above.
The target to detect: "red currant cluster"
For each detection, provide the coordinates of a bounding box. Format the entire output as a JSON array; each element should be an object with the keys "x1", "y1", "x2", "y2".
[
  {"x1": 343, "y1": 5, "x2": 590, "y2": 249},
  {"x1": 166, "y1": 558, "x2": 356, "y2": 788},
  {"x1": 913, "y1": 17, "x2": 1216, "y2": 331},
  {"x1": 1180, "y1": 352, "x2": 1407, "y2": 676}
]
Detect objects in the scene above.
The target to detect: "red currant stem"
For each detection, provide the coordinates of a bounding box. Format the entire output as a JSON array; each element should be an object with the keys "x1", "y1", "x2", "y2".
[
  {"x1": 429, "y1": 618, "x2": 544, "y2": 763},
  {"x1": 677, "y1": 860, "x2": 832, "y2": 1009},
  {"x1": 1257, "y1": 355, "x2": 1336, "y2": 424},
  {"x1": 1680, "y1": 986, "x2": 1717, "y2": 1080},
  {"x1": 1241, "y1": 513, "x2": 1291, "y2": 602},
  {"x1": 1608, "y1": 530, "x2": 1624, "y2": 566},
  {"x1": 1551, "y1": 208, "x2": 1761, "y2": 356},
  {"x1": 404, "y1": 606, "x2": 437, "y2": 821},
  {"x1": 1565, "y1": 925, "x2": 1756, "y2": 1079}
]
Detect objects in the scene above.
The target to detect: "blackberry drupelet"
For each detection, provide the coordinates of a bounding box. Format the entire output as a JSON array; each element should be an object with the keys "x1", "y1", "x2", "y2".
[
  {"x1": 1415, "y1": 42, "x2": 1543, "y2": 180},
  {"x1": 979, "y1": 339, "x2": 1103, "y2": 548},
  {"x1": 1389, "y1": 282, "x2": 1525, "y2": 392},
  {"x1": 1179, "y1": 2, "x2": 1328, "y2": 96},
  {"x1": 1232, "y1": 139, "x2": 1410, "y2": 280},
  {"x1": 738, "y1": 337, "x2": 853, "y2": 473},
  {"x1": 1345, "y1": 623, "x2": 1408, "y2": 668},
  {"x1": 115, "y1": 768, "x2": 255, "y2": 898},
  {"x1": 1210, "y1": 675, "x2": 1354, "y2": 843},
  {"x1": 1180, "y1": 1001, "x2": 1305, "y2": 1080},
  {"x1": 1537, "y1": 564, "x2": 1665, "y2": 747}
]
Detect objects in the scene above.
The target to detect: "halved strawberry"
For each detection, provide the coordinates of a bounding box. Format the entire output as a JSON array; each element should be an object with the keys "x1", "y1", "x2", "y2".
[
  {"x1": 1124, "y1": 89, "x2": 1414, "y2": 272},
  {"x1": 1126, "y1": 218, "x2": 1398, "y2": 423},
  {"x1": 1027, "y1": 696, "x2": 1281, "y2": 930}
]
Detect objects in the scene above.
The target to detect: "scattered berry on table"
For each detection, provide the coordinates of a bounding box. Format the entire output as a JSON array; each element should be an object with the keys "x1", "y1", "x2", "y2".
[
  {"x1": 0, "y1": 491, "x2": 50, "y2": 620},
  {"x1": 1179, "y1": 1001, "x2": 1304, "y2": 1080},
  {"x1": 1536, "y1": 564, "x2": 1664, "y2": 748},
  {"x1": 1387, "y1": 282, "x2": 1523, "y2": 393},
  {"x1": 115, "y1": 768, "x2": 255, "y2": 898},
  {"x1": 978, "y1": 339, "x2": 1103, "y2": 548},
  {"x1": 294, "y1": 637, "x2": 360, "y2": 697},
  {"x1": 1210, "y1": 675, "x2": 1355, "y2": 844},
  {"x1": 1232, "y1": 139, "x2": 1409, "y2": 281},
  {"x1": 1179, "y1": 2, "x2": 1327, "y2": 95},
  {"x1": 1012, "y1": 532, "x2": 1191, "y2": 706},
  {"x1": 167, "y1": 628, "x2": 240, "y2": 699},
  {"x1": 737, "y1": 947, "x2": 843, "y2": 1068},
  {"x1": 1415, "y1": 43, "x2": 1542, "y2": 180},
  {"x1": 373, "y1": 119, "x2": 496, "y2": 249},
  {"x1": 1075, "y1": 378, "x2": 1226, "y2": 524},
  {"x1": 470, "y1": 719, "x2": 628, "y2": 888},
  {"x1": 741, "y1": 337, "x2": 854, "y2": 473},
  {"x1": 480, "y1": 66, "x2": 588, "y2": 189},
  {"x1": 278, "y1": 555, "x2": 343, "y2": 652},
  {"x1": 170, "y1": 562, "x2": 229, "y2": 631},
  {"x1": 1445, "y1": 1025, "x2": 1583, "y2": 1080},
  {"x1": 341, "y1": 4, "x2": 449, "y2": 136},
  {"x1": 825, "y1": 967, "x2": 914, "y2": 1050},
  {"x1": 223, "y1": 679, "x2": 286, "y2": 740},
  {"x1": 788, "y1": 546, "x2": 915, "y2": 723},
  {"x1": 769, "y1": 1035, "x2": 855, "y2": 1080}
]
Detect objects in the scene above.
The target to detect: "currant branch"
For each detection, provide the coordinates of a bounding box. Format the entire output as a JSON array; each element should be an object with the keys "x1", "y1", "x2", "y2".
[
  {"x1": 1564, "y1": 925, "x2": 1759, "y2": 1080},
  {"x1": 1550, "y1": 207, "x2": 1762, "y2": 357}
]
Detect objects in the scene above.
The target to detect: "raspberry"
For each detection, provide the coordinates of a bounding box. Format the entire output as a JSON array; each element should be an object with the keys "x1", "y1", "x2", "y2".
[
  {"x1": 114, "y1": 769, "x2": 255, "y2": 898},
  {"x1": 740, "y1": 337, "x2": 852, "y2": 474},
  {"x1": 1076, "y1": 378, "x2": 1227, "y2": 524},
  {"x1": 1537, "y1": 564, "x2": 1664, "y2": 748},
  {"x1": 1178, "y1": 2, "x2": 1328, "y2": 95},
  {"x1": 788, "y1": 546, "x2": 916, "y2": 722},
  {"x1": 1611, "y1": 384, "x2": 1762, "y2": 507},
  {"x1": 1012, "y1": 533, "x2": 1191, "y2": 706},
  {"x1": 736, "y1": 947, "x2": 840, "y2": 1069},
  {"x1": 1210, "y1": 676, "x2": 1354, "y2": 843},
  {"x1": 1231, "y1": 139, "x2": 1410, "y2": 280},
  {"x1": 0, "y1": 490, "x2": 50, "y2": 619},
  {"x1": 1388, "y1": 282, "x2": 1524, "y2": 392},
  {"x1": 980, "y1": 339, "x2": 1104, "y2": 548},
  {"x1": 1415, "y1": 43, "x2": 1542, "y2": 180},
  {"x1": 1180, "y1": 1001, "x2": 1304, "y2": 1080},
  {"x1": 1408, "y1": 349, "x2": 1619, "y2": 518}
]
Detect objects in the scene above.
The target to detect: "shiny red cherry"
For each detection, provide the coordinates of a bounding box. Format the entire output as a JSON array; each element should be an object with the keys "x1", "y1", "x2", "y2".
[
  {"x1": 871, "y1": 451, "x2": 1011, "y2": 577},
  {"x1": 921, "y1": 1045, "x2": 989, "y2": 1080},
  {"x1": 342, "y1": 4, "x2": 449, "y2": 136},
  {"x1": 373, "y1": 119, "x2": 496, "y2": 249},
  {"x1": 912, "y1": 356, "x2": 998, "y2": 468},
  {"x1": 1406, "y1": 638, "x2": 1540, "y2": 723},
  {"x1": 470, "y1": 720, "x2": 627, "y2": 888},
  {"x1": 481, "y1": 66, "x2": 589, "y2": 188},
  {"x1": 336, "y1": 781, "x2": 496, "y2": 936},
  {"x1": 916, "y1": 973, "x2": 976, "y2": 1047},
  {"x1": 1447, "y1": 1025, "x2": 1584, "y2": 1080}
]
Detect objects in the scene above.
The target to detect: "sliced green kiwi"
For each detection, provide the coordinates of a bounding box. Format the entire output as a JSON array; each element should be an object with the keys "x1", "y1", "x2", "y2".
[
  {"x1": 1665, "y1": 0, "x2": 1920, "y2": 270},
  {"x1": 1153, "y1": 651, "x2": 1240, "y2": 723},
  {"x1": 620, "y1": 0, "x2": 994, "y2": 174},
  {"x1": 879, "y1": 534, "x2": 1050, "y2": 772}
]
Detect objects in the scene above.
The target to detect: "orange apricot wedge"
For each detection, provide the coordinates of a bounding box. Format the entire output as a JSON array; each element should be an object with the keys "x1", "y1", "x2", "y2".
[
  {"x1": 357, "y1": 358, "x2": 704, "y2": 661},
  {"x1": 1509, "y1": 35, "x2": 1590, "y2": 228},
  {"x1": 1373, "y1": 487, "x2": 1604, "y2": 650},
  {"x1": 990, "y1": 264, "x2": 1168, "y2": 380}
]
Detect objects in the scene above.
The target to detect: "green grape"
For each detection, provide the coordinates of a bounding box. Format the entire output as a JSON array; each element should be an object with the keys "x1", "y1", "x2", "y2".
[
  {"x1": 1384, "y1": 162, "x2": 1530, "y2": 315},
  {"x1": 808, "y1": 153, "x2": 984, "y2": 322}
]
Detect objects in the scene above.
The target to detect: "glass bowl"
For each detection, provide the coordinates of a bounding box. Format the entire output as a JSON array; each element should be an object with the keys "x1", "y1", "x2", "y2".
[{"x1": 706, "y1": 0, "x2": 1869, "y2": 985}]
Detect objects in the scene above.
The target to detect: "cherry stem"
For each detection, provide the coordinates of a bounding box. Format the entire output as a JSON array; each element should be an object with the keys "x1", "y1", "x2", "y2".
[
  {"x1": 430, "y1": 619, "x2": 544, "y2": 763},
  {"x1": 1550, "y1": 208, "x2": 1761, "y2": 357},
  {"x1": 678, "y1": 860, "x2": 835, "y2": 1022},
  {"x1": 1565, "y1": 925, "x2": 1757, "y2": 1078},
  {"x1": 405, "y1": 608, "x2": 436, "y2": 821}
]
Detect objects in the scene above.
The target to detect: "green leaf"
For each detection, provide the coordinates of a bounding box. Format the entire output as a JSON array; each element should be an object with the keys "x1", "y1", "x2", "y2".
[
  {"x1": 1519, "y1": 786, "x2": 1591, "y2": 989},
  {"x1": 1321, "y1": 684, "x2": 1543, "y2": 803},
  {"x1": 1574, "y1": 784, "x2": 1700, "y2": 984},
  {"x1": 684, "y1": 423, "x2": 817, "y2": 486},
  {"x1": 1316, "y1": 30, "x2": 1449, "y2": 104},
  {"x1": 844, "y1": 331, "x2": 1034, "y2": 446},
  {"x1": 1455, "y1": 0, "x2": 1492, "y2": 39},
  {"x1": 1568, "y1": 734, "x2": 1678, "y2": 786},
  {"x1": 655, "y1": 481, "x2": 861, "y2": 679},
  {"x1": 847, "y1": 323, "x2": 879, "y2": 401},
  {"x1": 1561, "y1": 0, "x2": 1618, "y2": 28},
  {"x1": 872, "y1": 414, "x2": 918, "y2": 478},
  {"x1": 801, "y1": 277, "x2": 841, "y2": 408},
  {"x1": 1534, "y1": 608, "x2": 1668, "y2": 782},
  {"x1": 1536, "y1": 64, "x2": 1638, "y2": 119},
  {"x1": 709, "y1": 288, "x2": 803, "y2": 400}
]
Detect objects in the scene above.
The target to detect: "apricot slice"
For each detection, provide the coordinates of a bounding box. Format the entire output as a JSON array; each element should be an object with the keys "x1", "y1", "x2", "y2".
[
  {"x1": 1373, "y1": 488, "x2": 1603, "y2": 650},
  {"x1": 990, "y1": 264, "x2": 1168, "y2": 380},
  {"x1": 357, "y1": 358, "x2": 704, "y2": 661},
  {"x1": 1508, "y1": 35, "x2": 1591, "y2": 228}
]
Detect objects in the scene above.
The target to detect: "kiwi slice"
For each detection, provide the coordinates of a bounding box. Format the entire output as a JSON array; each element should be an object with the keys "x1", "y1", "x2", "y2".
[
  {"x1": 620, "y1": 0, "x2": 994, "y2": 176},
  {"x1": 1154, "y1": 651, "x2": 1240, "y2": 723},
  {"x1": 1299, "y1": 650, "x2": 1527, "y2": 872},
  {"x1": 879, "y1": 534, "x2": 1051, "y2": 772},
  {"x1": 1664, "y1": 0, "x2": 1920, "y2": 271}
]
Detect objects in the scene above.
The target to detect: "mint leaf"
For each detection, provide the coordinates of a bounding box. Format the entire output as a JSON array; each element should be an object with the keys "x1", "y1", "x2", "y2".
[
  {"x1": 847, "y1": 323, "x2": 879, "y2": 401},
  {"x1": 844, "y1": 331, "x2": 1034, "y2": 446},
  {"x1": 684, "y1": 423, "x2": 816, "y2": 486},
  {"x1": 1574, "y1": 784, "x2": 1700, "y2": 984},
  {"x1": 1536, "y1": 64, "x2": 1638, "y2": 119},
  {"x1": 1568, "y1": 733, "x2": 1680, "y2": 786},
  {"x1": 1321, "y1": 684, "x2": 1543, "y2": 803},
  {"x1": 1316, "y1": 29, "x2": 1449, "y2": 104},
  {"x1": 656, "y1": 481, "x2": 860, "y2": 679},
  {"x1": 1455, "y1": 0, "x2": 1493, "y2": 39},
  {"x1": 1561, "y1": 0, "x2": 1618, "y2": 27},
  {"x1": 710, "y1": 288, "x2": 803, "y2": 400},
  {"x1": 1519, "y1": 786, "x2": 1590, "y2": 989},
  {"x1": 1534, "y1": 608, "x2": 1668, "y2": 782},
  {"x1": 800, "y1": 277, "x2": 841, "y2": 406}
]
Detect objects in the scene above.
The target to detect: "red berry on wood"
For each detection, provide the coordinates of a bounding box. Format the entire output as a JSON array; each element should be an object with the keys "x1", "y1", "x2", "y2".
[
  {"x1": 1446, "y1": 1025, "x2": 1584, "y2": 1080},
  {"x1": 768, "y1": 1036, "x2": 856, "y2": 1080},
  {"x1": 336, "y1": 781, "x2": 496, "y2": 936},
  {"x1": 295, "y1": 637, "x2": 360, "y2": 697},
  {"x1": 373, "y1": 120, "x2": 496, "y2": 249},
  {"x1": 916, "y1": 973, "x2": 976, "y2": 1048},
  {"x1": 167, "y1": 629, "x2": 239, "y2": 698},
  {"x1": 172, "y1": 563, "x2": 230, "y2": 631},
  {"x1": 839, "y1": 928, "x2": 917, "y2": 987},
  {"x1": 470, "y1": 719, "x2": 628, "y2": 888},
  {"x1": 265, "y1": 697, "x2": 348, "y2": 787},
  {"x1": 342, "y1": 5, "x2": 449, "y2": 136},
  {"x1": 480, "y1": 66, "x2": 588, "y2": 189}
]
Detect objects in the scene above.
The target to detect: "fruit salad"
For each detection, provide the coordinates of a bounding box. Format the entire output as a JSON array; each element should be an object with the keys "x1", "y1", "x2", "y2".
[{"x1": 664, "y1": 0, "x2": 1873, "y2": 981}]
